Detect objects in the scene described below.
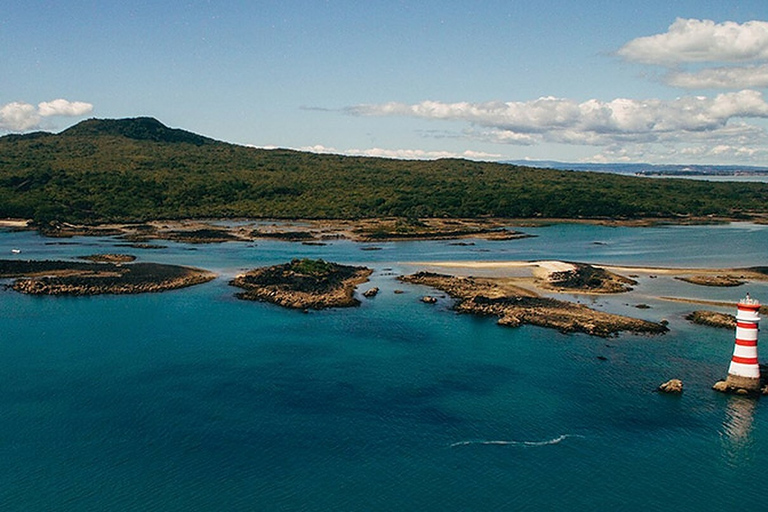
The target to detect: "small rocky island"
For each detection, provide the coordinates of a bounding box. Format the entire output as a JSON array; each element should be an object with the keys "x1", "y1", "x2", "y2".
[
  {"x1": 543, "y1": 263, "x2": 636, "y2": 293},
  {"x1": 230, "y1": 258, "x2": 373, "y2": 309},
  {"x1": 400, "y1": 271, "x2": 667, "y2": 337},
  {"x1": 0, "y1": 258, "x2": 215, "y2": 295}
]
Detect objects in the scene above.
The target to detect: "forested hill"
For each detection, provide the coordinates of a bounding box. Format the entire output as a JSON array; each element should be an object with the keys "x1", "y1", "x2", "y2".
[{"x1": 2, "y1": 117, "x2": 768, "y2": 224}]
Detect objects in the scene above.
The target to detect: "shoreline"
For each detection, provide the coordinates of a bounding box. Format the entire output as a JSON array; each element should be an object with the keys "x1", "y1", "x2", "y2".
[{"x1": 5, "y1": 214, "x2": 767, "y2": 242}]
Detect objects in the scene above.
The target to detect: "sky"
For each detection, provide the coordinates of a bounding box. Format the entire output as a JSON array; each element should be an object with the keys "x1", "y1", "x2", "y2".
[{"x1": 2, "y1": 1, "x2": 768, "y2": 165}]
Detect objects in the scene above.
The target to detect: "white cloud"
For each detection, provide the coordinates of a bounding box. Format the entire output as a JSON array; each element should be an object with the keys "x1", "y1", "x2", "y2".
[
  {"x1": 0, "y1": 99, "x2": 93, "y2": 132},
  {"x1": 618, "y1": 18, "x2": 768, "y2": 66},
  {"x1": 346, "y1": 90, "x2": 768, "y2": 147},
  {"x1": 665, "y1": 64, "x2": 768, "y2": 89},
  {"x1": 296, "y1": 144, "x2": 501, "y2": 160},
  {"x1": 0, "y1": 102, "x2": 40, "y2": 131},
  {"x1": 37, "y1": 99, "x2": 93, "y2": 117}
]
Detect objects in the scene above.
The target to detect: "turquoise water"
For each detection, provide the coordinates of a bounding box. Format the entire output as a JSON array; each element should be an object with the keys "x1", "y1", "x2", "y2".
[{"x1": 2, "y1": 223, "x2": 768, "y2": 511}]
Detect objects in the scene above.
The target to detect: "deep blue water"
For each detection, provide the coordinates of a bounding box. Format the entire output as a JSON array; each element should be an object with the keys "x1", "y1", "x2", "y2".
[{"x1": 2, "y1": 222, "x2": 768, "y2": 511}]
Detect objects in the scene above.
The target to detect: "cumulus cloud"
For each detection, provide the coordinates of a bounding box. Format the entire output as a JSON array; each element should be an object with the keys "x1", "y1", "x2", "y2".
[
  {"x1": 37, "y1": 99, "x2": 93, "y2": 117},
  {"x1": 0, "y1": 102, "x2": 41, "y2": 131},
  {"x1": 346, "y1": 90, "x2": 768, "y2": 147},
  {"x1": 665, "y1": 64, "x2": 768, "y2": 89},
  {"x1": 0, "y1": 99, "x2": 93, "y2": 132},
  {"x1": 297, "y1": 144, "x2": 500, "y2": 160},
  {"x1": 618, "y1": 18, "x2": 768, "y2": 66}
]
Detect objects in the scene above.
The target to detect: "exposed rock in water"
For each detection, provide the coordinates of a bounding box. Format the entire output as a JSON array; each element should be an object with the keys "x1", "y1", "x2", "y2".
[
  {"x1": 250, "y1": 229, "x2": 315, "y2": 242},
  {"x1": 163, "y1": 228, "x2": 241, "y2": 243},
  {"x1": 545, "y1": 263, "x2": 636, "y2": 293},
  {"x1": 686, "y1": 310, "x2": 735, "y2": 329},
  {"x1": 114, "y1": 243, "x2": 167, "y2": 250},
  {"x1": 399, "y1": 271, "x2": 667, "y2": 338},
  {"x1": 421, "y1": 295, "x2": 438, "y2": 304},
  {"x1": 0, "y1": 259, "x2": 215, "y2": 295},
  {"x1": 78, "y1": 253, "x2": 137, "y2": 263},
  {"x1": 676, "y1": 275, "x2": 745, "y2": 287},
  {"x1": 230, "y1": 258, "x2": 372, "y2": 310},
  {"x1": 363, "y1": 287, "x2": 379, "y2": 298},
  {"x1": 658, "y1": 379, "x2": 683, "y2": 394}
]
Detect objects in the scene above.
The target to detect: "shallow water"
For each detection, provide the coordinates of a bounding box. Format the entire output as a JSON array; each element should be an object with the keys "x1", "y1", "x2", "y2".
[{"x1": 1, "y1": 222, "x2": 767, "y2": 511}]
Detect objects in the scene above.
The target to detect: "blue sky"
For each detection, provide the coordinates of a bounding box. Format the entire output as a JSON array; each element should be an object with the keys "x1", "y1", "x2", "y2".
[{"x1": 2, "y1": 1, "x2": 768, "y2": 165}]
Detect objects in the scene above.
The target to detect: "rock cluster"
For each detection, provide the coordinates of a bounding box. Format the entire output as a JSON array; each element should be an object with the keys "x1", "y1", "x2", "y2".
[
  {"x1": 686, "y1": 310, "x2": 735, "y2": 329},
  {"x1": 78, "y1": 253, "x2": 137, "y2": 263},
  {"x1": 658, "y1": 379, "x2": 683, "y2": 394},
  {"x1": 545, "y1": 263, "x2": 636, "y2": 294}
]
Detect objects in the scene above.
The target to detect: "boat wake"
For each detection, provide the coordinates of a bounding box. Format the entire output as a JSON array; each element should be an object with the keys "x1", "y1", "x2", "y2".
[{"x1": 449, "y1": 434, "x2": 582, "y2": 448}]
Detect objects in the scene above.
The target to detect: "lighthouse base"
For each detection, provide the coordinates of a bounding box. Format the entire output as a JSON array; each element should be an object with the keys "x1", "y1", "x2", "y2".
[
  {"x1": 726, "y1": 374, "x2": 761, "y2": 391},
  {"x1": 713, "y1": 374, "x2": 763, "y2": 395}
]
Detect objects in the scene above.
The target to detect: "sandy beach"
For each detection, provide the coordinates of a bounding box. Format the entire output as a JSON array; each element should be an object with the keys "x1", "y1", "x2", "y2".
[{"x1": 0, "y1": 219, "x2": 30, "y2": 228}]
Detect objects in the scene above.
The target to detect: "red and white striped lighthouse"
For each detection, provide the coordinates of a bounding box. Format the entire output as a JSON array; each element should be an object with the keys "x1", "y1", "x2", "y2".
[{"x1": 724, "y1": 294, "x2": 762, "y2": 392}]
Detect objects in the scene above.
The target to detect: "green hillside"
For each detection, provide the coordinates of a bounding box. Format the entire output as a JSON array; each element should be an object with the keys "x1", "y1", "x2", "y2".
[{"x1": 1, "y1": 117, "x2": 767, "y2": 224}]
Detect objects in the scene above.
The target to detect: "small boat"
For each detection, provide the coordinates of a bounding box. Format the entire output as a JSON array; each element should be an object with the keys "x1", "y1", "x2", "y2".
[{"x1": 11, "y1": 249, "x2": 21, "y2": 254}]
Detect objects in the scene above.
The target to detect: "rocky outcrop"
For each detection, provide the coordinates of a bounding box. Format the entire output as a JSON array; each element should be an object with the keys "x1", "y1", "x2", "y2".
[
  {"x1": 230, "y1": 258, "x2": 372, "y2": 310},
  {"x1": 658, "y1": 379, "x2": 683, "y2": 394},
  {"x1": 399, "y1": 272, "x2": 668, "y2": 337},
  {"x1": 676, "y1": 275, "x2": 745, "y2": 287},
  {"x1": 421, "y1": 295, "x2": 438, "y2": 304},
  {"x1": 362, "y1": 287, "x2": 379, "y2": 298},
  {"x1": 78, "y1": 253, "x2": 137, "y2": 263},
  {"x1": 1, "y1": 260, "x2": 215, "y2": 295},
  {"x1": 686, "y1": 310, "x2": 735, "y2": 329},
  {"x1": 545, "y1": 263, "x2": 636, "y2": 294}
]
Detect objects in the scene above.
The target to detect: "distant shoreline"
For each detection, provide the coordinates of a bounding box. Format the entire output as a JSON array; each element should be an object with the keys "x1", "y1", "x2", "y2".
[{"x1": 4, "y1": 215, "x2": 767, "y2": 243}]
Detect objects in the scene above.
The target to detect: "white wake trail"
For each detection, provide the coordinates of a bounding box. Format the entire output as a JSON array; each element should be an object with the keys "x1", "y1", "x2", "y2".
[{"x1": 449, "y1": 434, "x2": 583, "y2": 448}]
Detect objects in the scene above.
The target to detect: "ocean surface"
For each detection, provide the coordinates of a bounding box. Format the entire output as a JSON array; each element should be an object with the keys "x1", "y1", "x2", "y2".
[{"x1": 2, "y1": 222, "x2": 768, "y2": 511}]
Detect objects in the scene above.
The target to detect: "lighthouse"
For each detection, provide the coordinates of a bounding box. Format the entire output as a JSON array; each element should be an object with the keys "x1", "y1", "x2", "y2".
[{"x1": 715, "y1": 294, "x2": 762, "y2": 394}]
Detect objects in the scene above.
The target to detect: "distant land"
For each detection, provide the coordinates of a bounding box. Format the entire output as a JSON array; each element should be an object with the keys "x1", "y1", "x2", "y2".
[
  {"x1": 2, "y1": 117, "x2": 768, "y2": 225},
  {"x1": 503, "y1": 160, "x2": 768, "y2": 177}
]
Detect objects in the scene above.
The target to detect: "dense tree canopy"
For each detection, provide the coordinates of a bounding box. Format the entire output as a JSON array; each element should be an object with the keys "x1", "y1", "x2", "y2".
[{"x1": 2, "y1": 117, "x2": 767, "y2": 224}]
